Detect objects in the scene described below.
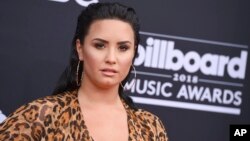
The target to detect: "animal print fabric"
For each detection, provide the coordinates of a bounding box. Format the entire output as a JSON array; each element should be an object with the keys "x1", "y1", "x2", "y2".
[{"x1": 0, "y1": 90, "x2": 168, "y2": 141}]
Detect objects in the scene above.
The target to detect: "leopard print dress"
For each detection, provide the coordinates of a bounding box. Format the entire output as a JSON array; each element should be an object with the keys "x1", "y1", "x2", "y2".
[{"x1": 0, "y1": 90, "x2": 168, "y2": 141}]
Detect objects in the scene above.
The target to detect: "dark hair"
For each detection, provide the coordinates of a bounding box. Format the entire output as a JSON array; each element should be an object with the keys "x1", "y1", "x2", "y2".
[{"x1": 52, "y1": 2, "x2": 140, "y2": 109}]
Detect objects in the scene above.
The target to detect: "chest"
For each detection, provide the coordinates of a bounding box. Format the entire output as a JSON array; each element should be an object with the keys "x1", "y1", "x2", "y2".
[
  {"x1": 44, "y1": 110, "x2": 157, "y2": 141},
  {"x1": 81, "y1": 107, "x2": 129, "y2": 141}
]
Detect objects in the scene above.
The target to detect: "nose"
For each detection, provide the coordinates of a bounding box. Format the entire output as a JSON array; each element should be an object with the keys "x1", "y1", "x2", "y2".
[{"x1": 105, "y1": 47, "x2": 117, "y2": 65}]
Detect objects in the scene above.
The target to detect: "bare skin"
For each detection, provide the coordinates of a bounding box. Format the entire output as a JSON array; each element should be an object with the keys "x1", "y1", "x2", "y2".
[{"x1": 76, "y1": 19, "x2": 135, "y2": 141}]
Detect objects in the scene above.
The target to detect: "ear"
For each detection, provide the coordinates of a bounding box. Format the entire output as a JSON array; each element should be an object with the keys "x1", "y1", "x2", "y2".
[{"x1": 76, "y1": 39, "x2": 84, "y2": 61}]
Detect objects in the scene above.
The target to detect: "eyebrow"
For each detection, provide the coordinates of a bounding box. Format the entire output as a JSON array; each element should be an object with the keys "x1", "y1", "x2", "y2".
[
  {"x1": 93, "y1": 38, "x2": 132, "y2": 45},
  {"x1": 118, "y1": 41, "x2": 132, "y2": 45},
  {"x1": 93, "y1": 38, "x2": 108, "y2": 43}
]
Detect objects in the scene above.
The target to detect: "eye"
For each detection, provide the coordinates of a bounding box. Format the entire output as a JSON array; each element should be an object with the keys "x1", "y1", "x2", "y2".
[
  {"x1": 119, "y1": 45, "x2": 129, "y2": 51},
  {"x1": 94, "y1": 42, "x2": 105, "y2": 49}
]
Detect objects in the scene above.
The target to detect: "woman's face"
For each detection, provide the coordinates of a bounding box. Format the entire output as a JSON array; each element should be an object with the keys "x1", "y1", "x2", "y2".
[{"x1": 76, "y1": 19, "x2": 135, "y2": 89}]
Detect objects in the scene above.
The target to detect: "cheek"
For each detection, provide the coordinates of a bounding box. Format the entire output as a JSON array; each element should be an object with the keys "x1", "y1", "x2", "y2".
[
  {"x1": 82, "y1": 50, "x2": 101, "y2": 70},
  {"x1": 83, "y1": 46, "x2": 103, "y2": 61},
  {"x1": 119, "y1": 55, "x2": 134, "y2": 74}
]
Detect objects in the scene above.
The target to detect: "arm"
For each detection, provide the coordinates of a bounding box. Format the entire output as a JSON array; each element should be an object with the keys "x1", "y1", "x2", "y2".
[
  {"x1": 136, "y1": 109, "x2": 168, "y2": 141},
  {"x1": 0, "y1": 100, "x2": 51, "y2": 140},
  {"x1": 155, "y1": 117, "x2": 168, "y2": 141}
]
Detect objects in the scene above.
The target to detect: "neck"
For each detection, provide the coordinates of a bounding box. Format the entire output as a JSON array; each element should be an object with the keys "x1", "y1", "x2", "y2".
[{"x1": 78, "y1": 79, "x2": 121, "y2": 106}]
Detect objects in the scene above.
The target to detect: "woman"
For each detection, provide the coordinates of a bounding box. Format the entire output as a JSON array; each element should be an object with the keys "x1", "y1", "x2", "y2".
[{"x1": 0, "y1": 2, "x2": 168, "y2": 141}]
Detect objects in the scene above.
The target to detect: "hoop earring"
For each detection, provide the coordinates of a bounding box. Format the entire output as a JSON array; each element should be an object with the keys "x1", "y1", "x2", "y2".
[
  {"x1": 76, "y1": 61, "x2": 82, "y2": 86},
  {"x1": 121, "y1": 65, "x2": 137, "y2": 91}
]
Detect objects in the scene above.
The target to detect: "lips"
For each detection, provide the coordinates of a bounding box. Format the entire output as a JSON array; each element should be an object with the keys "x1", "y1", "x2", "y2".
[{"x1": 100, "y1": 68, "x2": 118, "y2": 76}]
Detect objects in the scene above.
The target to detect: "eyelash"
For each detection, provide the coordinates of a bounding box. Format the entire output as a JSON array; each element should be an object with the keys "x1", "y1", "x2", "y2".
[
  {"x1": 94, "y1": 43, "x2": 105, "y2": 49},
  {"x1": 94, "y1": 43, "x2": 129, "y2": 51},
  {"x1": 119, "y1": 45, "x2": 129, "y2": 51}
]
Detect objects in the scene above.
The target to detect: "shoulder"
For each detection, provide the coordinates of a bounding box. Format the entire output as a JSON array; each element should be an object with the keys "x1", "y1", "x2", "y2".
[
  {"x1": 0, "y1": 90, "x2": 77, "y2": 140},
  {"x1": 16, "y1": 90, "x2": 76, "y2": 116},
  {"x1": 31, "y1": 90, "x2": 77, "y2": 109},
  {"x1": 0, "y1": 90, "x2": 77, "y2": 129},
  {"x1": 22, "y1": 90, "x2": 78, "y2": 119},
  {"x1": 134, "y1": 108, "x2": 162, "y2": 122}
]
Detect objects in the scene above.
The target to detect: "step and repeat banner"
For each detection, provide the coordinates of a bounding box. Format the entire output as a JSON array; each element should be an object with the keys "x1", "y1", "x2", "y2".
[{"x1": 0, "y1": 0, "x2": 249, "y2": 141}]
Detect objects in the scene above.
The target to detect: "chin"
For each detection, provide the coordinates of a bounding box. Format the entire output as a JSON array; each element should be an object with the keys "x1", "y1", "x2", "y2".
[{"x1": 98, "y1": 81, "x2": 119, "y2": 89}]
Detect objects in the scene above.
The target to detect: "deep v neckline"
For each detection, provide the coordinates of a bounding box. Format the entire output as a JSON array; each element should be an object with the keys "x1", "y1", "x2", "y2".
[{"x1": 74, "y1": 90, "x2": 132, "y2": 141}]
